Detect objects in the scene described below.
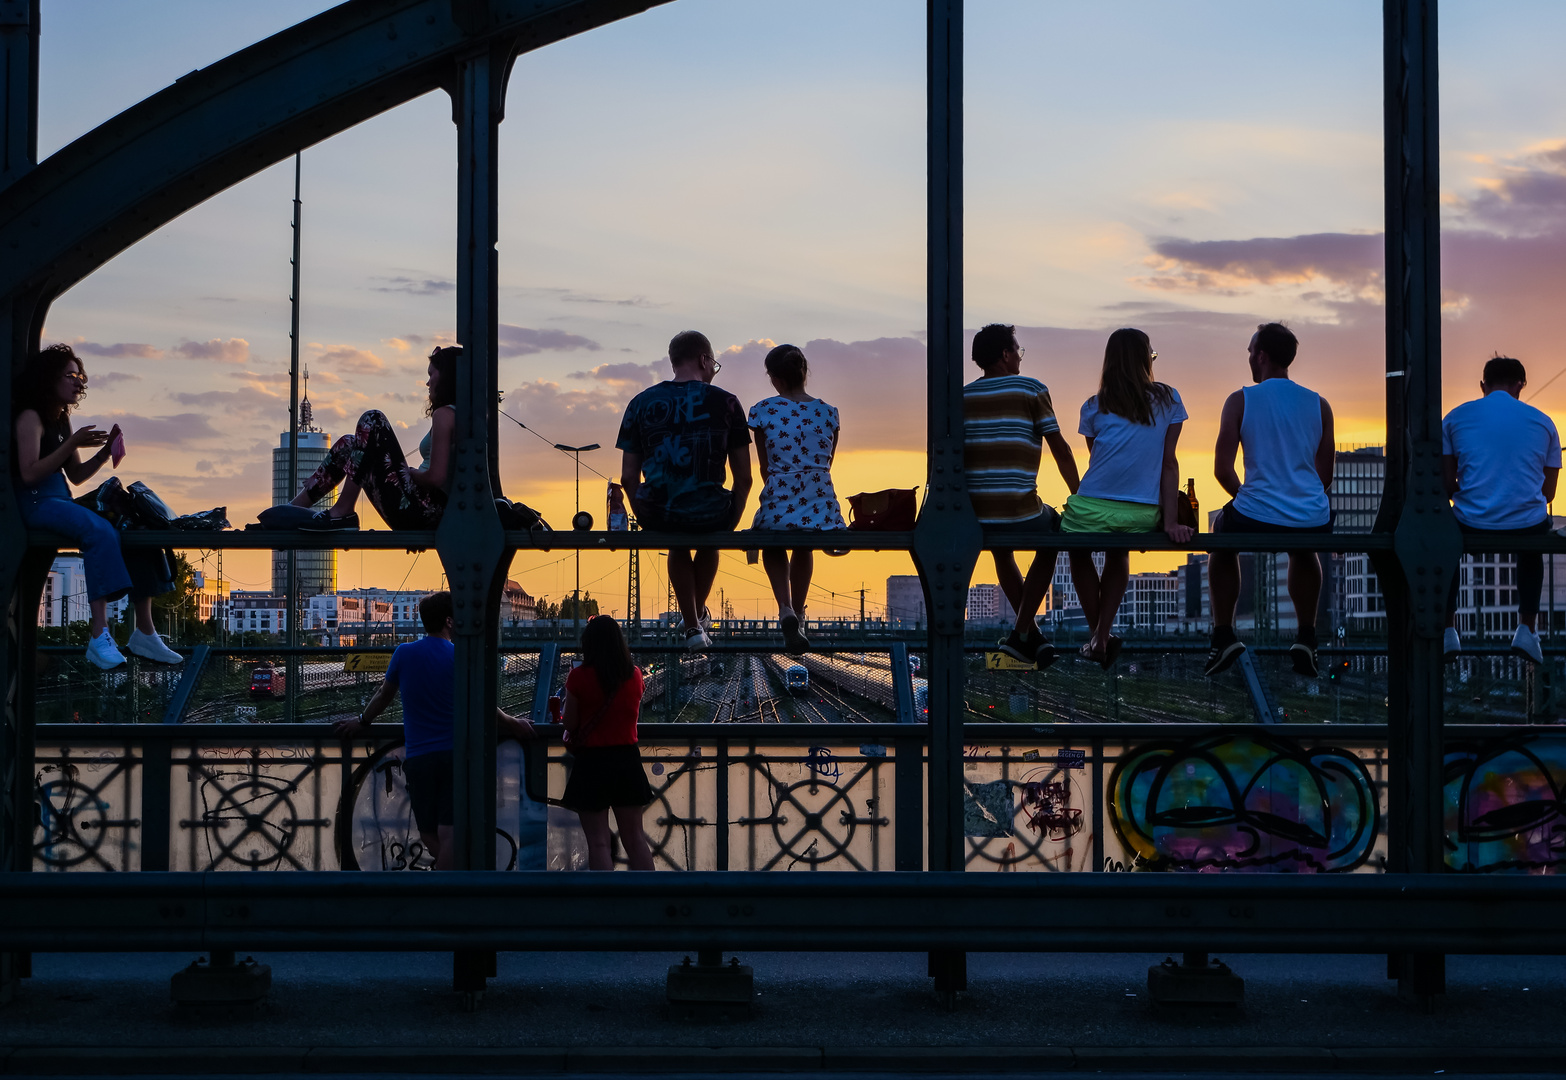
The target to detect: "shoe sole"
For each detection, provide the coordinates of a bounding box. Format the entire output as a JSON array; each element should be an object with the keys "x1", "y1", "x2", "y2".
[
  {"x1": 129, "y1": 650, "x2": 184, "y2": 664},
  {"x1": 998, "y1": 642, "x2": 1037, "y2": 664},
  {"x1": 1035, "y1": 648, "x2": 1059, "y2": 672},
  {"x1": 1203, "y1": 641, "x2": 1246, "y2": 677},
  {"x1": 1289, "y1": 644, "x2": 1319, "y2": 678},
  {"x1": 299, "y1": 523, "x2": 359, "y2": 532},
  {"x1": 1511, "y1": 646, "x2": 1544, "y2": 665}
]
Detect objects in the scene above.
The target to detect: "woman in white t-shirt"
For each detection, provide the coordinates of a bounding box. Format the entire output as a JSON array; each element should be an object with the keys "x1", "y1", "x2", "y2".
[{"x1": 1059, "y1": 329, "x2": 1194, "y2": 668}]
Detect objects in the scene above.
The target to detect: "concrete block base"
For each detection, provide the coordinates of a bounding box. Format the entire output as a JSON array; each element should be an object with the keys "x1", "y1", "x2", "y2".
[
  {"x1": 170, "y1": 954, "x2": 271, "y2": 1008},
  {"x1": 1147, "y1": 953, "x2": 1244, "y2": 1006}
]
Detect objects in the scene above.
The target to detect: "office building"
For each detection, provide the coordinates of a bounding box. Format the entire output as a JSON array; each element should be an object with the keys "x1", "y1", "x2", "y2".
[
  {"x1": 886, "y1": 575, "x2": 926, "y2": 626},
  {"x1": 965, "y1": 583, "x2": 1016, "y2": 626},
  {"x1": 270, "y1": 385, "x2": 335, "y2": 597}
]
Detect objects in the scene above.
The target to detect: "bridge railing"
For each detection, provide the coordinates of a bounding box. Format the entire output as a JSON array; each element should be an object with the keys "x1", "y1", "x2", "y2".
[{"x1": 48, "y1": 718, "x2": 1566, "y2": 878}]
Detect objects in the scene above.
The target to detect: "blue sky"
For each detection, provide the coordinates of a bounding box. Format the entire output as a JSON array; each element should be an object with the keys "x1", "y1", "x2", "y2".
[{"x1": 32, "y1": 2, "x2": 1566, "y2": 613}]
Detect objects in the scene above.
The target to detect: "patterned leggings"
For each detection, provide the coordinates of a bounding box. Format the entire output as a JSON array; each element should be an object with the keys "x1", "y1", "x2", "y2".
[{"x1": 301, "y1": 410, "x2": 445, "y2": 529}]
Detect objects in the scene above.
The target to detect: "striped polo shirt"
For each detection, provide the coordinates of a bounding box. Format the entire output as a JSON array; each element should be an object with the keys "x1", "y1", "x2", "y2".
[{"x1": 963, "y1": 374, "x2": 1059, "y2": 523}]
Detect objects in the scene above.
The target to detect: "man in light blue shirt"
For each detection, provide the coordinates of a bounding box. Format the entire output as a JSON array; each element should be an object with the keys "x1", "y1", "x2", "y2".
[{"x1": 1441, "y1": 356, "x2": 1561, "y2": 664}]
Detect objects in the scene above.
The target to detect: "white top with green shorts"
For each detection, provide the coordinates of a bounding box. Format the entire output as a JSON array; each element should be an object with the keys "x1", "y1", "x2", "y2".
[{"x1": 1061, "y1": 387, "x2": 1187, "y2": 533}]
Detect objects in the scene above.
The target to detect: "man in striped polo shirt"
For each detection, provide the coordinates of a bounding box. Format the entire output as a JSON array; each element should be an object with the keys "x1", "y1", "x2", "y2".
[{"x1": 963, "y1": 323, "x2": 1081, "y2": 667}]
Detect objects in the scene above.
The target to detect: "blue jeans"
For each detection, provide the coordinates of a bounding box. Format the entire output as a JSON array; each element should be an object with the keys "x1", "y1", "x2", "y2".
[{"x1": 20, "y1": 477, "x2": 138, "y2": 602}]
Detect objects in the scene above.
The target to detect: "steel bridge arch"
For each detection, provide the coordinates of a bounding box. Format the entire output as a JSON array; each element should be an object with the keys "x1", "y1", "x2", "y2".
[{"x1": 0, "y1": 0, "x2": 665, "y2": 311}]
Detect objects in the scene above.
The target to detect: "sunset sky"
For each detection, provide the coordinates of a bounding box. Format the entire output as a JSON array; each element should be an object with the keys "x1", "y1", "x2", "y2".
[{"x1": 34, "y1": 1, "x2": 1566, "y2": 621}]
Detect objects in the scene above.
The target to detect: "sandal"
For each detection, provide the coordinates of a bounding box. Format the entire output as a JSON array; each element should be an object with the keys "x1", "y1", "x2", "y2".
[
  {"x1": 1079, "y1": 642, "x2": 1107, "y2": 666},
  {"x1": 1101, "y1": 635, "x2": 1123, "y2": 671}
]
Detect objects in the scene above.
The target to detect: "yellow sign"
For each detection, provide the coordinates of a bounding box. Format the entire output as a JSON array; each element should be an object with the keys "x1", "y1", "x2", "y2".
[
  {"x1": 343, "y1": 653, "x2": 391, "y2": 673},
  {"x1": 984, "y1": 652, "x2": 1034, "y2": 671}
]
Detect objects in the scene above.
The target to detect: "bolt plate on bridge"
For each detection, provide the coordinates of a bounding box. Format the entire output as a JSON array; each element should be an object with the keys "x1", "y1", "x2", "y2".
[
  {"x1": 170, "y1": 955, "x2": 271, "y2": 1008},
  {"x1": 1147, "y1": 954, "x2": 1244, "y2": 1006},
  {"x1": 667, "y1": 955, "x2": 753, "y2": 1020}
]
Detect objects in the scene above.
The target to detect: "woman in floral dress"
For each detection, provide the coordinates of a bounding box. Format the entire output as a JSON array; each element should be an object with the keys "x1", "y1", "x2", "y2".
[{"x1": 748, "y1": 344, "x2": 846, "y2": 654}]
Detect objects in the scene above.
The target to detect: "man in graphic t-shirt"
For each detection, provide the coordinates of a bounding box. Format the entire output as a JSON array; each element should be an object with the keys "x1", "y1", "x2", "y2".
[
  {"x1": 1441, "y1": 356, "x2": 1561, "y2": 665},
  {"x1": 333, "y1": 591, "x2": 532, "y2": 869},
  {"x1": 963, "y1": 323, "x2": 1081, "y2": 669},
  {"x1": 617, "y1": 330, "x2": 753, "y2": 650},
  {"x1": 1206, "y1": 323, "x2": 1336, "y2": 680}
]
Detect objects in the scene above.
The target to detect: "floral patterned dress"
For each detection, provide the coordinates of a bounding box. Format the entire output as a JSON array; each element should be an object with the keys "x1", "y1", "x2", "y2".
[{"x1": 747, "y1": 395, "x2": 847, "y2": 531}]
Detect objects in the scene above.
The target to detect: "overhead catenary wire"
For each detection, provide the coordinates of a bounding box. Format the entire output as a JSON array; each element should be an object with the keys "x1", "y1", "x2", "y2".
[{"x1": 499, "y1": 408, "x2": 616, "y2": 484}]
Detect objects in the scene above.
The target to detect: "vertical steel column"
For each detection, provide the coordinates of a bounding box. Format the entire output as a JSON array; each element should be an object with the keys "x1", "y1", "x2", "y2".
[
  {"x1": 0, "y1": 0, "x2": 38, "y2": 188},
  {"x1": 1381, "y1": 0, "x2": 1457, "y2": 1007},
  {"x1": 284, "y1": 154, "x2": 302, "y2": 720},
  {"x1": 441, "y1": 39, "x2": 515, "y2": 874},
  {"x1": 0, "y1": 12, "x2": 40, "y2": 1019},
  {"x1": 915, "y1": 0, "x2": 981, "y2": 873},
  {"x1": 916, "y1": 0, "x2": 980, "y2": 1003}
]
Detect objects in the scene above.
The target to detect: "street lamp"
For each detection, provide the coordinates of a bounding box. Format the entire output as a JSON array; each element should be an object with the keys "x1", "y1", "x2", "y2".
[{"x1": 554, "y1": 442, "x2": 600, "y2": 634}]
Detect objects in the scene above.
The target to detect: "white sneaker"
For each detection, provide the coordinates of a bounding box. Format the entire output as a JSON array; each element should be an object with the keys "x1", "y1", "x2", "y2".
[
  {"x1": 699, "y1": 606, "x2": 714, "y2": 631},
  {"x1": 127, "y1": 628, "x2": 184, "y2": 664},
  {"x1": 1443, "y1": 627, "x2": 1462, "y2": 663},
  {"x1": 683, "y1": 625, "x2": 712, "y2": 650},
  {"x1": 85, "y1": 630, "x2": 126, "y2": 670},
  {"x1": 1511, "y1": 625, "x2": 1544, "y2": 665}
]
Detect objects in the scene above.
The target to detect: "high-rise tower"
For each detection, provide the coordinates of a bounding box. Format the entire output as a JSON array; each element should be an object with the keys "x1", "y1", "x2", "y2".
[{"x1": 271, "y1": 369, "x2": 336, "y2": 596}]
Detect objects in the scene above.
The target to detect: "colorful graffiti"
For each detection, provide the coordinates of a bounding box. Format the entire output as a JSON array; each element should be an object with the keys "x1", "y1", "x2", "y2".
[
  {"x1": 1108, "y1": 734, "x2": 1379, "y2": 872},
  {"x1": 1445, "y1": 735, "x2": 1566, "y2": 873}
]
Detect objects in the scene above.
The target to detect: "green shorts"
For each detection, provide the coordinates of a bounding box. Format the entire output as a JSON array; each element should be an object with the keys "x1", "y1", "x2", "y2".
[{"x1": 1059, "y1": 494, "x2": 1160, "y2": 533}]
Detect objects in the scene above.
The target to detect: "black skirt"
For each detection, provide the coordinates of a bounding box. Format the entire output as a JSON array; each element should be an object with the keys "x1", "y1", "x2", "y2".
[{"x1": 560, "y1": 743, "x2": 655, "y2": 812}]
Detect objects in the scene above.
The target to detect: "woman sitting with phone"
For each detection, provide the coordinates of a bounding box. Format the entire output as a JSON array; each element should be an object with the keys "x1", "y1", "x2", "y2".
[{"x1": 12, "y1": 343, "x2": 182, "y2": 669}]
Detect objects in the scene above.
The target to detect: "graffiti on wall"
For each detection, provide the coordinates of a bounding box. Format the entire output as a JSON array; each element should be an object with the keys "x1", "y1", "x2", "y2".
[
  {"x1": 1445, "y1": 735, "x2": 1566, "y2": 873},
  {"x1": 1108, "y1": 734, "x2": 1379, "y2": 872}
]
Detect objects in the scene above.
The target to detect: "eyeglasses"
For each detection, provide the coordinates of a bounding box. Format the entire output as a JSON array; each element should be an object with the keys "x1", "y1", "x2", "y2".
[
  {"x1": 706, "y1": 356, "x2": 722, "y2": 374},
  {"x1": 63, "y1": 371, "x2": 88, "y2": 385},
  {"x1": 1150, "y1": 351, "x2": 1158, "y2": 362}
]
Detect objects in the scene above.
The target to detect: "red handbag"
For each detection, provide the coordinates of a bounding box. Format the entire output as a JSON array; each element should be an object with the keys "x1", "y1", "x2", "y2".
[{"x1": 847, "y1": 488, "x2": 918, "y2": 531}]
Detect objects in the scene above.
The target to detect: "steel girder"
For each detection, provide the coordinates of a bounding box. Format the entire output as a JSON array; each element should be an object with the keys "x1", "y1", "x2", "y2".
[
  {"x1": 1380, "y1": 0, "x2": 1456, "y2": 1001},
  {"x1": 0, "y1": 0, "x2": 668, "y2": 305},
  {"x1": 4, "y1": 871, "x2": 1566, "y2": 955}
]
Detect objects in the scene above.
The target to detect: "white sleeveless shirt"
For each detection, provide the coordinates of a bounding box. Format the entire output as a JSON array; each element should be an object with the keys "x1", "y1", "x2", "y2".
[{"x1": 1232, "y1": 379, "x2": 1330, "y2": 527}]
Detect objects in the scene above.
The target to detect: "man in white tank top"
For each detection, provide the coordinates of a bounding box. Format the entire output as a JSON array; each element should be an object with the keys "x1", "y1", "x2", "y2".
[{"x1": 1205, "y1": 323, "x2": 1335, "y2": 680}]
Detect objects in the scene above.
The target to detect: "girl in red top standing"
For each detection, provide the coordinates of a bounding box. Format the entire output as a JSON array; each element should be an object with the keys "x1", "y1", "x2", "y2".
[{"x1": 560, "y1": 615, "x2": 655, "y2": 870}]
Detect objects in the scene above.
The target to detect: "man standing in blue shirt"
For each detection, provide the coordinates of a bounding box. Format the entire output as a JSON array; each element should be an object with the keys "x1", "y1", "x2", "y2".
[
  {"x1": 1441, "y1": 356, "x2": 1561, "y2": 664},
  {"x1": 334, "y1": 592, "x2": 533, "y2": 869}
]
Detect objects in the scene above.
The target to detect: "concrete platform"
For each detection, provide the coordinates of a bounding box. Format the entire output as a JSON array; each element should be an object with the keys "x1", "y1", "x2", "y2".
[{"x1": 1, "y1": 951, "x2": 1563, "y2": 1074}]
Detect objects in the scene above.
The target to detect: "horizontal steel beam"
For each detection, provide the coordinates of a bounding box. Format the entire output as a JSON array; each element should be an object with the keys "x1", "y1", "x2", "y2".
[
  {"x1": 2, "y1": 871, "x2": 1563, "y2": 954},
  {"x1": 27, "y1": 720, "x2": 1540, "y2": 745},
  {"x1": 25, "y1": 528, "x2": 1416, "y2": 554}
]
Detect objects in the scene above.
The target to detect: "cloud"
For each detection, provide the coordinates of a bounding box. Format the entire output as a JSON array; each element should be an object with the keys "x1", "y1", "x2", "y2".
[
  {"x1": 568, "y1": 361, "x2": 664, "y2": 387},
  {"x1": 1453, "y1": 143, "x2": 1566, "y2": 237},
  {"x1": 498, "y1": 325, "x2": 601, "y2": 358},
  {"x1": 170, "y1": 385, "x2": 281, "y2": 417},
  {"x1": 372, "y1": 275, "x2": 455, "y2": 295},
  {"x1": 90, "y1": 371, "x2": 142, "y2": 388},
  {"x1": 174, "y1": 338, "x2": 251, "y2": 363},
  {"x1": 98, "y1": 411, "x2": 226, "y2": 447},
  {"x1": 195, "y1": 460, "x2": 214, "y2": 472},
  {"x1": 71, "y1": 340, "x2": 164, "y2": 359},
  {"x1": 560, "y1": 292, "x2": 661, "y2": 308},
  {"x1": 1141, "y1": 233, "x2": 1383, "y2": 294},
  {"x1": 316, "y1": 345, "x2": 386, "y2": 375}
]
